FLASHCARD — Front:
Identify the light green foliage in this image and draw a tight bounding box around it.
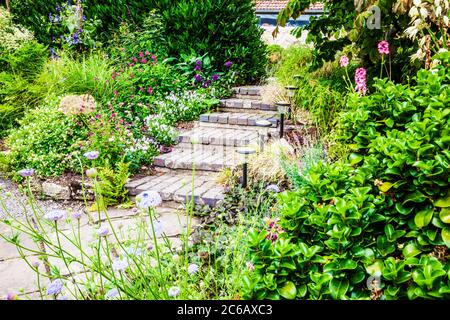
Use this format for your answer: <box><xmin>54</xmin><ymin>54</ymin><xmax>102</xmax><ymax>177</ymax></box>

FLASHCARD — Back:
<box><xmin>95</xmin><ymin>160</ymin><xmax>131</xmax><ymax>207</ymax></box>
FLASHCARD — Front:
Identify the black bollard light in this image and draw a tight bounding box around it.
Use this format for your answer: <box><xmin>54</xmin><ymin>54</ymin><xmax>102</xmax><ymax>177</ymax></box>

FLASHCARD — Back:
<box><xmin>255</xmin><ymin>119</ymin><xmax>272</xmax><ymax>152</ymax></box>
<box><xmin>275</xmin><ymin>101</ymin><xmax>290</xmax><ymax>139</ymax></box>
<box><xmin>236</xmin><ymin>147</ymin><xmax>256</xmax><ymax>188</ymax></box>
<box><xmin>285</xmin><ymin>85</ymin><xmax>298</xmax><ymax>119</ymax></box>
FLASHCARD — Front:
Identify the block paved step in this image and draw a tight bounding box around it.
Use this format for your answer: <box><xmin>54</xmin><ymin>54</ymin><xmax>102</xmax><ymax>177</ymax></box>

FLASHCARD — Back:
<box><xmin>178</xmin><ymin>127</ymin><xmax>260</xmax><ymax>147</ymax></box>
<box><xmin>126</xmin><ymin>172</ymin><xmax>225</xmax><ymax>206</ymax></box>
<box><xmin>199</xmin><ymin>112</ymin><xmax>279</xmax><ymax>128</ymax></box>
<box><xmin>154</xmin><ymin>145</ymin><xmax>244</xmax><ymax>172</ymax></box>
<box><xmin>219</xmin><ymin>98</ymin><xmax>277</xmax><ymax>112</ymax></box>
<box><xmin>232</xmin><ymin>86</ymin><xmax>262</xmax><ymax>97</ymax></box>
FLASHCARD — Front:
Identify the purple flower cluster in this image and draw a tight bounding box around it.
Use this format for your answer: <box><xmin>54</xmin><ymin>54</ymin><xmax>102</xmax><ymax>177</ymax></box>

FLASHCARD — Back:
<box><xmin>18</xmin><ymin>168</ymin><xmax>35</xmax><ymax>177</ymax></box>
<box><xmin>45</xmin><ymin>210</ymin><xmax>67</xmax><ymax>222</ymax></box>
<box><xmin>355</xmin><ymin>67</ymin><xmax>367</xmax><ymax>96</ymax></box>
<box><xmin>195</xmin><ymin>60</ymin><xmax>202</xmax><ymax>71</ymax></box>
<box><xmin>194</xmin><ymin>74</ymin><xmax>203</xmax><ymax>83</ymax></box>
<box><xmin>378</xmin><ymin>40</ymin><xmax>390</xmax><ymax>55</ymax></box>
<box><xmin>263</xmin><ymin>218</ymin><xmax>285</xmax><ymax>243</ymax></box>
<box><xmin>47</xmin><ymin>279</ymin><xmax>64</xmax><ymax>295</ymax></box>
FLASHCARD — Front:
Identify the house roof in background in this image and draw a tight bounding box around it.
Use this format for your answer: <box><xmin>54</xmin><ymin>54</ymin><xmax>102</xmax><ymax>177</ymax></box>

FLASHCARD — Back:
<box><xmin>255</xmin><ymin>1</ymin><xmax>324</xmax><ymax>13</ymax></box>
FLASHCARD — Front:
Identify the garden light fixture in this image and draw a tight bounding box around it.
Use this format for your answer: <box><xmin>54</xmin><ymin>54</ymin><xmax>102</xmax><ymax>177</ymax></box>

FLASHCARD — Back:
<box><xmin>255</xmin><ymin>120</ymin><xmax>272</xmax><ymax>152</ymax></box>
<box><xmin>276</xmin><ymin>101</ymin><xmax>290</xmax><ymax>139</ymax></box>
<box><xmin>236</xmin><ymin>147</ymin><xmax>256</xmax><ymax>188</ymax></box>
<box><xmin>285</xmin><ymin>85</ymin><xmax>299</xmax><ymax>99</ymax></box>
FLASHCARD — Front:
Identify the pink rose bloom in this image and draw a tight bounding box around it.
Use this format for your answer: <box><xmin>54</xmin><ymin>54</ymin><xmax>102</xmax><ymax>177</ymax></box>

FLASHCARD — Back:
<box><xmin>355</xmin><ymin>67</ymin><xmax>367</xmax><ymax>95</ymax></box>
<box><xmin>378</xmin><ymin>41</ymin><xmax>390</xmax><ymax>55</ymax></box>
<box><xmin>339</xmin><ymin>55</ymin><xmax>349</xmax><ymax>67</ymax></box>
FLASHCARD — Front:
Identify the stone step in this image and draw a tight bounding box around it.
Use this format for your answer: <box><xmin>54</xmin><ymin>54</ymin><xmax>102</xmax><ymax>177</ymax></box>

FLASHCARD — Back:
<box><xmin>178</xmin><ymin>127</ymin><xmax>260</xmax><ymax>147</ymax></box>
<box><xmin>219</xmin><ymin>99</ymin><xmax>277</xmax><ymax>112</ymax></box>
<box><xmin>199</xmin><ymin>112</ymin><xmax>279</xmax><ymax>128</ymax></box>
<box><xmin>232</xmin><ymin>86</ymin><xmax>262</xmax><ymax>97</ymax></box>
<box><xmin>154</xmin><ymin>145</ymin><xmax>244</xmax><ymax>172</ymax></box>
<box><xmin>126</xmin><ymin>172</ymin><xmax>225</xmax><ymax>206</ymax></box>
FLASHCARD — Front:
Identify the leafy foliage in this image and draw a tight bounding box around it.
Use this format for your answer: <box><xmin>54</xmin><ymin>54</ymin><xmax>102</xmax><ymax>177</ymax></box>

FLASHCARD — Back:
<box><xmin>243</xmin><ymin>62</ymin><xmax>450</xmax><ymax>300</ymax></box>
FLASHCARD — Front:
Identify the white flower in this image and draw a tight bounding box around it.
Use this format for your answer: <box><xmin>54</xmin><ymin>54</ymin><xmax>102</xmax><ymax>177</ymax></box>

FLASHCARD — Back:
<box><xmin>45</xmin><ymin>210</ymin><xmax>66</xmax><ymax>222</ymax></box>
<box><xmin>97</xmin><ymin>226</ymin><xmax>110</xmax><ymax>237</ymax></box>
<box><xmin>168</xmin><ymin>286</ymin><xmax>180</xmax><ymax>297</ymax></box>
<box><xmin>188</xmin><ymin>264</ymin><xmax>199</xmax><ymax>275</ymax></box>
<box><xmin>413</xmin><ymin>0</ymin><xmax>422</xmax><ymax>6</ymax></box>
<box><xmin>106</xmin><ymin>288</ymin><xmax>120</xmax><ymax>299</ymax></box>
<box><xmin>136</xmin><ymin>190</ymin><xmax>163</xmax><ymax>209</ymax></box>
<box><xmin>112</xmin><ymin>259</ymin><xmax>129</xmax><ymax>272</ymax></box>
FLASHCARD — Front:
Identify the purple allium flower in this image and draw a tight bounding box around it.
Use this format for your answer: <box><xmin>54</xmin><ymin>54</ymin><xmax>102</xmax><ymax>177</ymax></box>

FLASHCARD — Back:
<box><xmin>84</xmin><ymin>151</ymin><xmax>99</xmax><ymax>160</ymax></box>
<box><xmin>45</xmin><ymin>210</ymin><xmax>66</xmax><ymax>222</ymax></box>
<box><xmin>195</xmin><ymin>59</ymin><xmax>201</xmax><ymax>66</ymax></box>
<box><xmin>265</xmin><ymin>184</ymin><xmax>280</xmax><ymax>193</ymax></box>
<box><xmin>97</xmin><ymin>226</ymin><xmax>110</xmax><ymax>237</ymax></box>
<box><xmin>72</xmin><ymin>212</ymin><xmax>82</xmax><ymax>220</ymax></box>
<box><xmin>47</xmin><ymin>279</ymin><xmax>63</xmax><ymax>295</ymax></box>
<box><xmin>106</xmin><ymin>288</ymin><xmax>119</xmax><ymax>299</ymax></box>
<box><xmin>194</xmin><ymin>74</ymin><xmax>203</xmax><ymax>83</ymax></box>
<box><xmin>339</xmin><ymin>55</ymin><xmax>349</xmax><ymax>68</ymax></box>
<box><xmin>112</xmin><ymin>259</ymin><xmax>129</xmax><ymax>272</ymax></box>
<box><xmin>224</xmin><ymin>61</ymin><xmax>233</xmax><ymax>68</ymax></box>
<box><xmin>211</xmin><ymin>74</ymin><xmax>220</xmax><ymax>81</ymax></box>
<box><xmin>137</xmin><ymin>191</ymin><xmax>162</xmax><ymax>209</ymax></box>
<box><xmin>202</xmin><ymin>80</ymin><xmax>211</xmax><ymax>88</ymax></box>
<box><xmin>168</xmin><ymin>286</ymin><xmax>180</xmax><ymax>297</ymax></box>
<box><xmin>188</xmin><ymin>264</ymin><xmax>199</xmax><ymax>275</ymax></box>
<box><xmin>195</xmin><ymin>65</ymin><xmax>202</xmax><ymax>71</ymax></box>
<box><xmin>355</xmin><ymin>67</ymin><xmax>367</xmax><ymax>96</ymax></box>
<box><xmin>18</xmin><ymin>169</ymin><xmax>35</xmax><ymax>177</ymax></box>
<box><xmin>378</xmin><ymin>40</ymin><xmax>390</xmax><ymax>55</ymax></box>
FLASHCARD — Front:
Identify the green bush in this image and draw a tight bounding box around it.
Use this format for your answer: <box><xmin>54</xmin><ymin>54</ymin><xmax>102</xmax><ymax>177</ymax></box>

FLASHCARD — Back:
<box><xmin>152</xmin><ymin>0</ymin><xmax>267</xmax><ymax>83</ymax></box>
<box><xmin>243</xmin><ymin>64</ymin><xmax>450</xmax><ymax>300</ymax></box>
<box><xmin>5</xmin><ymin>105</ymin><xmax>88</xmax><ymax>177</ymax></box>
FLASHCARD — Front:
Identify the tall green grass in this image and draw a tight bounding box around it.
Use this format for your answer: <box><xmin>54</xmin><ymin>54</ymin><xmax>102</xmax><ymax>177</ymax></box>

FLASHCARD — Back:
<box><xmin>36</xmin><ymin>52</ymin><xmax>119</xmax><ymax>105</ymax></box>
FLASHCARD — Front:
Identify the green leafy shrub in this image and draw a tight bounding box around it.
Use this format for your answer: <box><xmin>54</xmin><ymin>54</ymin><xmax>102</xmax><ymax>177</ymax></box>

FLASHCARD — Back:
<box><xmin>6</xmin><ymin>105</ymin><xmax>88</xmax><ymax>177</ymax></box>
<box><xmin>152</xmin><ymin>0</ymin><xmax>267</xmax><ymax>83</ymax></box>
<box><xmin>243</xmin><ymin>64</ymin><xmax>450</xmax><ymax>300</ymax></box>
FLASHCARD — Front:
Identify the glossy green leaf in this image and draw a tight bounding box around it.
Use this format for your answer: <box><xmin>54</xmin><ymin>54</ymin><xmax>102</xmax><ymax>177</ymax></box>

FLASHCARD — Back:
<box><xmin>439</xmin><ymin>208</ymin><xmax>450</xmax><ymax>224</ymax></box>
<box><xmin>349</xmin><ymin>153</ymin><xmax>364</xmax><ymax>165</ymax></box>
<box><xmin>434</xmin><ymin>194</ymin><xmax>450</xmax><ymax>208</ymax></box>
<box><xmin>414</xmin><ymin>209</ymin><xmax>433</xmax><ymax>228</ymax></box>
<box><xmin>278</xmin><ymin>281</ymin><xmax>297</xmax><ymax>300</ymax></box>
<box><xmin>329</xmin><ymin>278</ymin><xmax>349</xmax><ymax>299</ymax></box>
<box><xmin>442</xmin><ymin>228</ymin><xmax>450</xmax><ymax>248</ymax></box>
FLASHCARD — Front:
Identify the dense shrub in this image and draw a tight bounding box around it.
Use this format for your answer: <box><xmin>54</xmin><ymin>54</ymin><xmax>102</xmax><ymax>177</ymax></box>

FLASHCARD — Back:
<box><xmin>147</xmin><ymin>0</ymin><xmax>267</xmax><ymax>83</ymax></box>
<box><xmin>243</xmin><ymin>62</ymin><xmax>450</xmax><ymax>300</ymax></box>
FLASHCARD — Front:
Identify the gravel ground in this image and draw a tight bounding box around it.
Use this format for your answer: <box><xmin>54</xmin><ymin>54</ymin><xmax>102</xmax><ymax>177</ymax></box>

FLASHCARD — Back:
<box><xmin>0</xmin><ymin>175</ymin><xmax>84</xmax><ymax>219</ymax></box>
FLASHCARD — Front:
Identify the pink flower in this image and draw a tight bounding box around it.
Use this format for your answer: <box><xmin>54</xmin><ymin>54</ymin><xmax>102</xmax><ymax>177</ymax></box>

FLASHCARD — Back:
<box><xmin>139</xmin><ymin>52</ymin><xmax>144</xmax><ymax>58</ymax></box>
<box><xmin>145</xmin><ymin>51</ymin><xmax>150</xmax><ymax>56</ymax></box>
<box><xmin>114</xmin><ymin>90</ymin><xmax>119</xmax><ymax>96</ymax></box>
<box><xmin>339</xmin><ymin>55</ymin><xmax>349</xmax><ymax>67</ymax></box>
<box><xmin>132</xmin><ymin>57</ymin><xmax>138</xmax><ymax>63</ymax></box>
<box><xmin>378</xmin><ymin>41</ymin><xmax>390</xmax><ymax>55</ymax></box>
<box><xmin>355</xmin><ymin>67</ymin><xmax>367</xmax><ymax>95</ymax></box>
<box><xmin>147</xmin><ymin>87</ymin><xmax>153</xmax><ymax>94</ymax></box>
<box><xmin>141</xmin><ymin>59</ymin><xmax>148</xmax><ymax>64</ymax></box>
<box><xmin>151</xmin><ymin>55</ymin><xmax>157</xmax><ymax>61</ymax></box>
<box><xmin>139</xmin><ymin>87</ymin><xmax>145</xmax><ymax>92</ymax></box>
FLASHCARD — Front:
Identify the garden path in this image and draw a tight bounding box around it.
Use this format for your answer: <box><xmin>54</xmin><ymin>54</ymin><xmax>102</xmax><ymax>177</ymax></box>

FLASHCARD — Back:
<box><xmin>125</xmin><ymin>86</ymin><xmax>280</xmax><ymax>207</ymax></box>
